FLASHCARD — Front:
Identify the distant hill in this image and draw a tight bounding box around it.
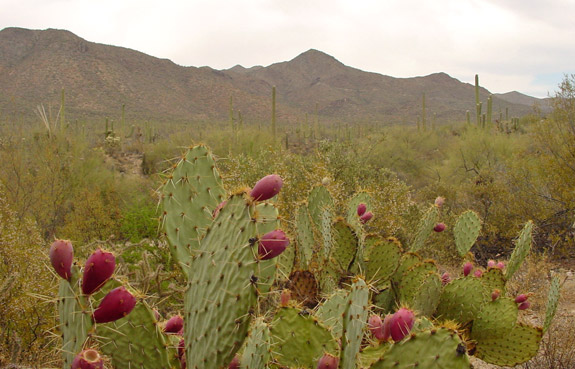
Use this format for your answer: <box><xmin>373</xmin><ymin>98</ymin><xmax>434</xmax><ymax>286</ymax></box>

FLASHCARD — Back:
<box><xmin>0</xmin><ymin>27</ymin><xmax>549</xmax><ymax>124</ymax></box>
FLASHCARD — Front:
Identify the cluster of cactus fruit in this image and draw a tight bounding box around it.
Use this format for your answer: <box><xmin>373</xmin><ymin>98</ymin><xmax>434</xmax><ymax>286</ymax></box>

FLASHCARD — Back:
<box><xmin>51</xmin><ymin>144</ymin><xmax>562</xmax><ymax>369</ymax></box>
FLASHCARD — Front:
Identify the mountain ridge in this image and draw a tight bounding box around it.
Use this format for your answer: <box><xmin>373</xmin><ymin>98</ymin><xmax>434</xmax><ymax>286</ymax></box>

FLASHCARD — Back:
<box><xmin>0</xmin><ymin>27</ymin><xmax>549</xmax><ymax>124</ymax></box>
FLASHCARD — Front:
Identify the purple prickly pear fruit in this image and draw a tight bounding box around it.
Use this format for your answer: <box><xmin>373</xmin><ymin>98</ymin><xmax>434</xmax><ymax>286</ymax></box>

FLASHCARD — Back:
<box><xmin>360</xmin><ymin>211</ymin><xmax>373</xmax><ymax>224</ymax></box>
<box><xmin>213</xmin><ymin>200</ymin><xmax>227</xmax><ymax>218</ymax></box>
<box><xmin>93</xmin><ymin>286</ymin><xmax>136</xmax><ymax>324</ymax></box>
<box><xmin>463</xmin><ymin>262</ymin><xmax>473</xmax><ymax>277</ymax></box>
<box><xmin>228</xmin><ymin>355</ymin><xmax>240</xmax><ymax>369</ymax></box>
<box><xmin>368</xmin><ymin>314</ymin><xmax>385</xmax><ymax>341</ymax></box>
<box><xmin>250</xmin><ymin>174</ymin><xmax>283</xmax><ymax>201</ymax></box>
<box><xmin>487</xmin><ymin>260</ymin><xmax>496</xmax><ymax>268</ymax></box>
<box><xmin>280</xmin><ymin>289</ymin><xmax>291</xmax><ymax>307</ymax></box>
<box><xmin>164</xmin><ymin>315</ymin><xmax>184</xmax><ymax>334</ymax></box>
<box><xmin>433</xmin><ymin>223</ymin><xmax>446</xmax><ymax>232</ymax></box>
<box><xmin>389</xmin><ymin>308</ymin><xmax>415</xmax><ymax>342</ymax></box>
<box><xmin>473</xmin><ymin>269</ymin><xmax>483</xmax><ymax>278</ymax></box>
<box><xmin>496</xmin><ymin>261</ymin><xmax>505</xmax><ymax>269</ymax></box>
<box><xmin>258</xmin><ymin>229</ymin><xmax>289</xmax><ymax>260</ymax></box>
<box><xmin>71</xmin><ymin>349</ymin><xmax>104</xmax><ymax>369</ymax></box>
<box><xmin>434</xmin><ymin>196</ymin><xmax>445</xmax><ymax>208</ymax></box>
<box><xmin>153</xmin><ymin>309</ymin><xmax>161</xmax><ymax>321</ymax></box>
<box><xmin>518</xmin><ymin>301</ymin><xmax>531</xmax><ymax>310</ymax></box>
<box><xmin>515</xmin><ymin>294</ymin><xmax>529</xmax><ymax>304</ymax></box>
<box><xmin>49</xmin><ymin>239</ymin><xmax>73</xmax><ymax>280</ymax></box>
<box><xmin>317</xmin><ymin>353</ymin><xmax>339</xmax><ymax>369</ymax></box>
<box><xmin>441</xmin><ymin>272</ymin><xmax>451</xmax><ymax>285</ymax></box>
<box><xmin>491</xmin><ymin>289</ymin><xmax>501</xmax><ymax>301</ymax></box>
<box><xmin>357</xmin><ymin>203</ymin><xmax>367</xmax><ymax>216</ymax></box>
<box><xmin>82</xmin><ymin>249</ymin><xmax>115</xmax><ymax>295</ymax></box>
<box><xmin>382</xmin><ymin>313</ymin><xmax>392</xmax><ymax>341</ymax></box>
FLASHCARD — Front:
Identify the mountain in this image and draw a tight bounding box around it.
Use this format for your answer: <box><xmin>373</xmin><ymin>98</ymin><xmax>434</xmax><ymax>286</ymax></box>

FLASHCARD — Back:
<box><xmin>0</xmin><ymin>27</ymin><xmax>547</xmax><ymax>124</ymax></box>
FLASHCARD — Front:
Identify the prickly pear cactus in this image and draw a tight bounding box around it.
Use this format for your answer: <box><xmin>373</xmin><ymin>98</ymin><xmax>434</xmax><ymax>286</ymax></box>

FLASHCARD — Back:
<box><xmin>340</xmin><ymin>278</ymin><xmax>369</xmax><ymax>369</ymax></box>
<box><xmin>453</xmin><ymin>210</ymin><xmax>481</xmax><ymax>256</ymax></box>
<box><xmin>505</xmin><ymin>220</ymin><xmax>533</xmax><ymax>279</ymax></box>
<box><xmin>544</xmin><ymin>275</ymin><xmax>561</xmax><ymax>333</ymax></box>
<box><xmin>58</xmin><ymin>266</ymin><xmax>93</xmax><ymax>369</ymax></box>
<box><xmin>160</xmin><ymin>145</ymin><xmax>226</xmax><ymax>273</ymax></box>
<box><xmin>410</xmin><ymin>205</ymin><xmax>438</xmax><ymax>252</ymax></box>
<box><xmin>184</xmin><ymin>192</ymin><xmax>273</xmax><ymax>369</ymax></box>
<box><xmin>241</xmin><ymin>317</ymin><xmax>271</xmax><ymax>369</ymax></box>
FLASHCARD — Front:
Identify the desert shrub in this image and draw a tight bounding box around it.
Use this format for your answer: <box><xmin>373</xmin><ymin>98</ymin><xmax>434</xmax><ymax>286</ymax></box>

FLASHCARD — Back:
<box><xmin>0</xmin><ymin>184</ymin><xmax>55</xmax><ymax>366</ymax></box>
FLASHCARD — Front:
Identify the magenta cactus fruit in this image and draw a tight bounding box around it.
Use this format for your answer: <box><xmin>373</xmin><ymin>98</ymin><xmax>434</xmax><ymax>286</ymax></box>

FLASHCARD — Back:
<box><xmin>357</xmin><ymin>203</ymin><xmax>367</xmax><ymax>216</ymax></box>
<box><xmin>496</xmin><ymin>261</ymin><xmax>505</xmax><ymax>269</ymax></box>
<box><xmin>433</xmin><ymin>223</ymin><xmax>446</xmax><ymax>232</ymax></box>
<box><xmin>389</xmin><ymin>308</ymin><xmax>415</xmax><ymax>342</ymax></box>
<box><xmin>71</xmin><ymin>349</ymin><xmax>104</xmax><ymax>369</ymax></box>
<box><xmin>82</xmin><ymin>249</ymin><xmax>116</xmax><ymax>295</ymax></box>
<box><xmin>49</xmin><ymin>239</ymin><xmax>73</xmax><ymax>280</ymax></box>
<box><xmin>463</xmin><ymin>262</ymin><xmax>473</xmax><ymax>277</ymax></box>
<box><xmin>382</xmin><ymin>313</ymin><xmax>392</xmax><ymax>341</ymax></box>
<box><xmin>360</xmin><ymin>211</ymin><xmax>373</xmax><ymax>224</ymax></box>
<box><xmin>93</xmin><ymin>286</ymin><xmax>136</xmax><ymax>324</ymax></box>
<box><xmin>434</xmin><ymin>196</ymin><xmax>445</xmax><ymax>207</ymax></box>
<box><xmin>518</xmin><ymin>301</ymin><xmax>531</xmax><ymax>310</ymax></box>
<box><xmin>228</xmin><ymin>354</ymin><xmax>240</xmax><ymax>369</ymax></box>
<box><xmin>441</xmin><ymin>272</ymin><xmax>451</xmax><ymax>285</ymax></box>
<box><xmin>164</xmin><ymin>314</ymin><xmax>184</xmax><ymax>334</ymax></box>
<box><xmin>178</xmin><ymin>338</ymin><xmax>186</xmax><ymax>369</ymax></box>
<box><xmin>250</xmin><ymin>174</ymin><xmax>283</xmax><ymax>201</ymax></box>
<box><xmin>515</xmin><ymin>294</ymin><xmax>529</xmax><ymax>304</ymax></box>
<box><xmin>487</xmin><ymin>260</ymin><xmax>496</xmax><ymax>268</ymax></box>
<box><xmin>473</xmin><ymin>269</ymin><xmax>483</xmax><ymax>278</ymax></box>
<box><xmin>280</xmin><ymin>289</ymin><xmax>291</xmax><ymax>307</ymax></box>
<box><xmin>258</xmin><ymin>229</ymin><xmax>289</xmax><ymax>260</ymax></box>
<box><xmin>317</xmin><ymin>353</ymin><xmax>339</xmax><ymax>369</ymax></box>
<box><xmin>368</xmin><ymin>314</ymin><xmax>385</xmax><ymax>341</ymax></box>
<box><xmin>491</xmin><ymin>289</ymin><xmax>501</xmax><ymax>301</ymax></box>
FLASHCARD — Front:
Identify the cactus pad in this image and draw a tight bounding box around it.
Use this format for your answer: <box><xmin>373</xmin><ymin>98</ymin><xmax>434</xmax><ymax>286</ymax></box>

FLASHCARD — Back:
<box><xmin>331</xmin><ymin>218</ymin><xmax>358</xmax><ymax>272</ymax></box>
<box><xmin>543</xmin><ymin>275</ymin><xmax>561</xmax><ymax>333</ymax></box>
<box><xmin>184</xmin><ymin>193</ymin><xmax>264</xmax><ymax>369</ymax></box>
<box><xmin>340</xmin><ymin>278</ymin><xmax>369</xmax><ymax>369</ymax></box>
<box><xmin>315</xmin><ymin>289</ymin><xmax>348</xmax><ymax>339</ymax></box>
<box><xmin>505</xmin><ymin>220</ymin><xmax>533</xmax><ymax>279</ymax></box>
<box><xmin>269</xmin><ymin>307</ymin><xmax>338</xmax><ymax>368</ymax></box>
<box><xmin>480</xmin><ymin>267</ymin><xmax>506</xmax><ymax>294</ymax></box>
<box><xmin>471</xmin><ymin>298</ymin><xmax>518</xmax><ymax>341</ymax></box>
<box><xmin>241</xmin><ymin>317</ymin><xmax>271</xmax><ymax>369</ymax></box>
<box><xmin>474</xmin><ymin>323</ymin><xmax>542</xmax><ymax>366</ymax></box>
<box><xmin>454</xmin><ymin>210</ymin><xmax>481</xmax><ymax>257</ymax></box>
<box><xmin>289</xmin><ymin>270</ymin><xmax>320</xmax><ymax>307</ymax></box>
<box><xmin>161</xmin><ymin>145</ymin><xmax>226</xmax><ymax>271</ymax></box>
<box><xmin>365</xmin><ymin>236</ymin><xmax>402</xmax><ymax>286</ymax></box>
<box><xmin>435</xmin><ymin>277</ymin><xmax>488</xmax><ymax>325</ymax></box>
<box><xmin>296</xmin><ymin>205</ymin><xmax>315</xmax><ymax>269</ymax></box>
<box><xmin>410</xmin><ymin>205</ymin><xmax>439</xmax><ymax>252</ymax></box>
<box><xmin>370</xmin><ymin>328</ymin><xmax>471</xmax><ymax>369</ymax></box>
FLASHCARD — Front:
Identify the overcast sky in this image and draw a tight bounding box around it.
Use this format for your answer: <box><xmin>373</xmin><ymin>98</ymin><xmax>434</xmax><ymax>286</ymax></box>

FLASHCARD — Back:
<box><xmin>2</xmin><ymin>0</ymin><xmax>574</xmax><ymax>98</ymax></box>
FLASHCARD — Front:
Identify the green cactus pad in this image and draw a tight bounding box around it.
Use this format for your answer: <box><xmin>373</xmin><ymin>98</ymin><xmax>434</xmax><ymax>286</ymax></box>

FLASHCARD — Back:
<box><xmin>505</xmin><ymin>220</ymin><xmax>533</xmax><ymax>280</ymax></box>
<box><xmin>471</xmin><ymin>297</ymin><xmax>518</xmax><ymax>341</ymax></box>
<box><xmin>98</xmin><ymin>301</ymin><xmax>179</xmax><ymax>369</ymax></box>
<box><xmin>359</xmin><ymin>343</ymin><xmax>390</xmax><ymax>369</ymax></box>
<box><xmin>370</xmin><ymin>328</ymin><xmax>471</xmax><ymax>369</ymax></box>
<box><xmin>409</xmin><ymin>272</ymin><xmax>442</xmax><ymax>317</ymax></box>
<box><xmin>435</xmin><ymin>277</ymin><xmax>489</xmax><ymax>325</ymax></box>
<box><xmin>307</xmin><ymin>186</ymin><xmax>334</xmax><ymax>230</ymax></box>
<box><xmin>331</xmin><ymin>218</ymin><xmax>358</xmax><ymax>272</ymax></box>
<box><xmin>391</xmin><ymin>252</ymin><xmax>421</xmax><ymax>286</ymax></box>
<box><xmin>269</xmin><ymin>307</ymin><xmax>338</xmax><ymax>368</ymax></box>
<box><xmin>410</xmin><ymin>205</ymin><xmax>439</xmax><ymax>252</ymax></box>
<box><xmin>340</xmin><ymin>278</ymin><xmax>369</xmax><ymax>369</ymax></box>
<box><xmin>365</xmin><ymin>236</ymin><xmax>402</xmax><ymax>287</ymax></box>
<box><xmin>241</xmin><ymin>317</ymin><xmax>271</xmax><ymax>369</ymax></box>
<box><xmin>480</xmin><ymin>267</ymin><xmax>506</xmax><ymax>294</ymax></box>
<box><xmin>315</xmin><ymin>289</ymin><xmax>348</xmax><ymax>339</ymax></box>
<box><xmin>321</xmin><ymin>208</ymin><xmax>334</xmax><ymax>260</ymax></box>
<box><xmin>454</xmin><ymin>210</ymin><xmax>481</xmax><ymax>257</ymax></box>
<box><xmin>253</xmin><ymin>203</ymin><xmax>281</xmax><ymax>294</ymax></box>
<box><xmin>543</xmin><ymin>275</ymin><xmax>561</xmax><ymax>333</ymax></box>
<box><xmin>161</xmin><ymin>145</ymin><xmax>226</xmax><ymax>271</ymax></box>
<box><xmin>58</xmin><ymin>266</ymin><xmax>92</xmax><ymax>368</ymax></box>
<box><xmin>474</xmin><ymin>323</ymin><xmax>542</xmax><ymax>366</ymax></box>
<box><xmin>397</xmin><ymin>262</ymin><xmax>439</xmax><ymax>308</ymax></box>
<box><xmin>296</xmin><ymin>205</ymin><xmax>315</xmax><ymax>270</ymax></box>
<box><xmin>372</xmin><ymin>282</ymin><xmax>396</xmax><ymax>314</ymax></box>
<box><xmin>276</xmin><ymin>237</ymin><xmax>296</xmax><ymax>282</ymax></box>
<box><xmin>184</xmin><ymin>193</ymin><xmax>263</xmax><ymax>369</ymax></box>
